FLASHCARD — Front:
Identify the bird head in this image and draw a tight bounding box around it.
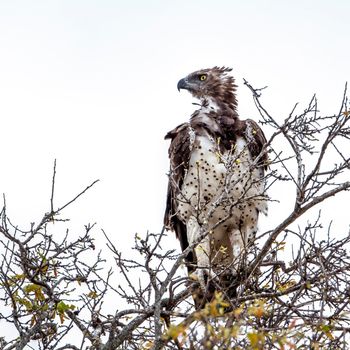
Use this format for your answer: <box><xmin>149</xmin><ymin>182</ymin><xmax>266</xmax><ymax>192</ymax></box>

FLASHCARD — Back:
<box><xmin>177</xmin><ymin>66</ymin><xmax>238</xmax><ymax>111</ymax></box>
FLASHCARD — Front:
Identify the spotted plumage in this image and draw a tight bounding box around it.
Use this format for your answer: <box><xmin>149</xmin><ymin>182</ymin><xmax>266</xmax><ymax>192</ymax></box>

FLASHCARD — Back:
<box><xmin>164</xmin><ymin>67</ymin><xmax>267</xmax><ymax>307</ymax></box>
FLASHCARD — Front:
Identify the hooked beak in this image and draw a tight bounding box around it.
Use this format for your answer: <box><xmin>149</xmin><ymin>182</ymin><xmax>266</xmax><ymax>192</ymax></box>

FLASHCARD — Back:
<box><xmin>177</xmin><ymin>78</ymin><xmax>189</xmax><ymax>92</ymax></box>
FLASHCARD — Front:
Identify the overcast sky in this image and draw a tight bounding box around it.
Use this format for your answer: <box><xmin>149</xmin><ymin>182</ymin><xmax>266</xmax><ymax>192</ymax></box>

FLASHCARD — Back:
<box><xmin>0</xmin><ymin>0</ymin><xmax>349</xmax><ymax>256</ymax></box>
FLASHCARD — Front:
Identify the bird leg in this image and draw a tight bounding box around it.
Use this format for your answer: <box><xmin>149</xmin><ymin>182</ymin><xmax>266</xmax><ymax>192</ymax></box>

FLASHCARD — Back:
<box><xmin>228</xmin><ymin>229</ymin><xmax>245</xmax><ymax>274</ymax></box>
<box><xmin>187</xmin><ymin>216</ymin><xmax>214</xmax><ymax>290</ymax></box>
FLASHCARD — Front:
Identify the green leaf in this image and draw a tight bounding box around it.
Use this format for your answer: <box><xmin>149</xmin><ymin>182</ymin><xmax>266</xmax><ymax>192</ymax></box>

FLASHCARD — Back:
<box><xmin>24</xmin><ymin>284</ymin><xmax>45</xmax><ymax>301</ymax></box>
<box><xmin>56</xmin><ymin>301</ymin><xmax>75</xmax><ymax>313</ymax></box>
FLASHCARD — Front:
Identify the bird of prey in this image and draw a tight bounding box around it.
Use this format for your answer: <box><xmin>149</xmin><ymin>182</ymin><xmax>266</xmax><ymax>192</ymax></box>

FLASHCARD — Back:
<box><xmin>164</xmin><ymin>67</ymin><xmax>267</xmax><ymax>307</ymax></box>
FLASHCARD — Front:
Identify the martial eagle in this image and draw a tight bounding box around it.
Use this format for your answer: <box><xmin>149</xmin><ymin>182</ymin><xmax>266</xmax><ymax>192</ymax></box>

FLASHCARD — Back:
<box><xmin>164</xmin><ymin>67</ymin><xmax>267</xmax><ymax>307</ymax></box>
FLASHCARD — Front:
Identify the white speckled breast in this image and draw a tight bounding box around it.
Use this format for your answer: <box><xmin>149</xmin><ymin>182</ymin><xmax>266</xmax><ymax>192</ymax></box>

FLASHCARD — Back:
<box><xmin>177</xmin><ymin>129</ymin><xmax>267</xmax><ymax>264</ymax></box>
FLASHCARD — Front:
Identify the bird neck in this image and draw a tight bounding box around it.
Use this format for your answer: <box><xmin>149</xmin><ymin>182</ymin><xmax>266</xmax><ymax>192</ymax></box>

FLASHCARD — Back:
<box><xmin>200</xmin><ymin>96</ymin><xmax>237</xmax><ymax>116</ymax></box>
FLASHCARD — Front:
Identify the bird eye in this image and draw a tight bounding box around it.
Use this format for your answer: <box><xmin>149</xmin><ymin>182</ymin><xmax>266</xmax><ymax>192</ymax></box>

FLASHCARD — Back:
<box><xmin>199</xmin><ymin>74</ymin><xmax>207</xmax><ymax>81</ymax></box>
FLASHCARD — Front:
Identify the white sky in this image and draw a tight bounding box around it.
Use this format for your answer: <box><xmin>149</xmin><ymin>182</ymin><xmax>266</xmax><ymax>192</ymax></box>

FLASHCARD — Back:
<box><xmin>0</xmin><ymin>0</ymin><xmax>349</xmax><ymax>259</ymax></box>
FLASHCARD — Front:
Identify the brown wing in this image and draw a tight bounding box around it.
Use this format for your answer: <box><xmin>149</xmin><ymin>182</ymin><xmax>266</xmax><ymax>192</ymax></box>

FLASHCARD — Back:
<box><xmin>236</xmin><ymin>118</ymin><xmax>268</xmax><ymax>171</ymax></box>
<box><xmin>164</xmin><ymin>123</ymin><xmax>195</xmax><ymax>267</ymax></box>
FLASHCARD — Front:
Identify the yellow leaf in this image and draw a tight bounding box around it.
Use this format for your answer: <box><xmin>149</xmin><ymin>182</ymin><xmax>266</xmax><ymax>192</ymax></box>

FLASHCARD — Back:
<box><xmin>166</xmin><ymin>324</ymin><xmax>186</xmax><ymax>340</ymax></box>
<box><xmin>14</xmin><ymin>295</ymin><xmax>32</xmax><ymax>311</ymax></box>
<box><xmin>325</xmin><ymin>331</ymin><xmax>334</xmax><ymax>340</ymax></box>
<box><xmin>320</xmin><ymin>325</ymin><xmax>334</xmax><ymax>340</ymax></box>
<box><xmin>24</xmin><ymin>284</ymin><xmax>45</xmax><ymax>301</ymax></box>
<box><xmin>277</xmin><ymin>280</ymin><xmax>296</xmax><ymax>292</ymax></box>
<box><xmin>87</xmin><ymin>291</ymin><xmax>98</xmax><ymax>299</ymax></box>
<box><xmin>247</xmin><ymin>331</ymin><xmax>265</xmax><ymax>349</ymax></box>
<box><xmin>219</xmin><ymin>245</ymin><xmax>227</xmax><ymax>254</ymax></box>
<box><xmin>59</xmin><ymin>312</ymin><xmax>65</xmax><ymax>324</ymax></box>
<box><xmin>247</xmin><ymin>332</ymin><xmax>259</xmax><ymax>346</ymax></box>
<box><xmin>143</xmin><ymin>341</ymin><xmax>153</xmax><ymax>349</ymax></box>
<box><xmin>234</xmin><ymin>305</ymin><xmax>244</xmax><ymax>318</ymax></box>
<box><xmin>40</xmin><ymin>264</ymin><xmax>48</xmax><ymax>275</ymax></box>
<box><xmin>15</xmin><ymin>273</ymin><xmax>26</xmax><ymax>280</ymax></box>
<box><xmin>206</xmin><ymin>323</ymin><xmax>214</xmax><ymax>334</ymax></box>
<box><xmin>223</xmin><ymin>327</ymin><xmax>230</xmax><ymax>339</ymax></box>
<box><xmin>248</xmin><ymin>300</ymin><xmax>266</xmax><ymax>318</ymax></box>
<box><xmin>205</xmin><ymin>292</ymin><xmax>229</xmax><ymax>316</ymax></box>
<box><xmin>231</xmin><ymin>325</ymin><xmax>239</xmax><ymax>338</ymax></box>
<box><xmin>35</xmin><ymin>288</ymin><xmax>45</xmax><ymax>301</ymax></box>
<box><xmin>248</xmin><ymin>306</ymin><xmax>264</xmax><ymax>318</ymax></box>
